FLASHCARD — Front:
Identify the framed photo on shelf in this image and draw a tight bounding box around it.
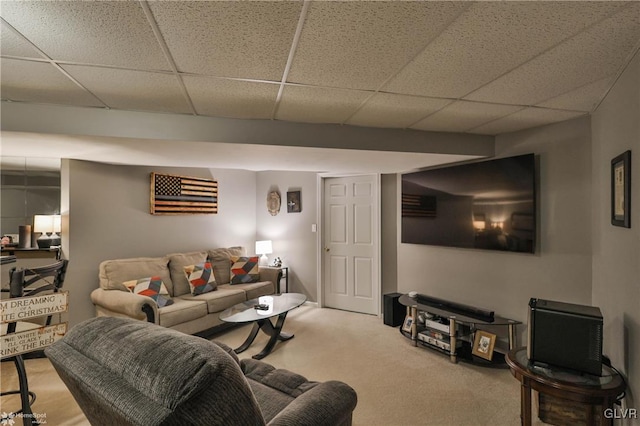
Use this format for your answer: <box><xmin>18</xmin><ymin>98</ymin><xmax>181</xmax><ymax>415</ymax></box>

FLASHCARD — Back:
<box><xmin>611</xmin><ymin>150</ymin><xmax>631</xmax><ymax>228</ymax></box>
<box><xmin>472</xmin><ymin>330</ymin><xmax>496</xmax><ymax>361</ymax></box>
<box><xmin>402</xmin><ymin>315</ymin><xmax>414</xmax><ymax>333</ymax></box>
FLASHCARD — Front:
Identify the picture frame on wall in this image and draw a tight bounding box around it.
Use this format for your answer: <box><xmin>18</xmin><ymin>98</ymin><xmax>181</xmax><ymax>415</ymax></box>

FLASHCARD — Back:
<box><xmin>471</xmin><ymin>330</ymin><xmax>496</xmax><ymax>361</ymax></box>
<box><xmin>287</xmin><ymin>191</ymin><xmax>302</xmax><ymax>213</ymax></box>
<box><xmin>611</xmin><ymin>150</ymin><xmax>631</xmax><ymax>228</ymax></box>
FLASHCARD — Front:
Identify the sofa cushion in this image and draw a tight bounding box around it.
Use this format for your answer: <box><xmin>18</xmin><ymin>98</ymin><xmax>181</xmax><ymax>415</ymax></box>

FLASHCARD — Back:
<box><xmin>218</xmin><ymin>281</ymin><xmax>274</xmax><ymax>301</ymax></box>
<box><xmin>184</xmin><ymin>262</ymin><xmax>217</xmax><ymax>295</ymax></box>
<box><xmin>158</xmin><ymin>298</ymin><xmax>208</xmax><ymax>328</ymax></box>
<box><xmin>168</xmin><ymin>251</ymin><xmax>208</xmax><ymax>297</ymax></box>
<box><xmin>179</xmin><ymin>287</ymin><xmax>246</xmax><ymax>314</ymax></box>
<box><xmin>242</xmin><ymin>358</ymin><xmax>319</xmax><ymax>398</ymax></box>
<box><xmin>230</xmin><ymin>256</ymin><xmax>260</xmax><ymax>284</ymax></box>
<box><xmin>123</xmin><ymin>276</ymin><xmax>174</xmax><ymax>308</ymax></box>
<box><xmin>99</xmin><ymin>257</ymin><xmax>171</xmax><ymax>292</ymax></box>
<box><xmin>242</xmin><ymin>358</ymin><xmax>318</xmax><ymax>422</ymax></box>
<box><xmin>207</xmin><ymin>246</ymin><xmax>244</xmax><ymax>285</ymax></box>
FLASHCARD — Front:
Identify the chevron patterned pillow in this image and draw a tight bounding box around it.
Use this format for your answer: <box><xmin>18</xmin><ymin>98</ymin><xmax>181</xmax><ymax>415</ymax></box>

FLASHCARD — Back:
<box><xmin>184</xmin><ymin>262</ymin><xmax>217</xmax><ymax>295</ymax></box>
<box><xmin>123</xmin><ymin>276</ymin><xmax>174</xmax><ymax>308</ymax></box>
<box><xmin>230</xmin><ymin>256</ymin><xmax>260</xmax><ymax>284</ymax></box>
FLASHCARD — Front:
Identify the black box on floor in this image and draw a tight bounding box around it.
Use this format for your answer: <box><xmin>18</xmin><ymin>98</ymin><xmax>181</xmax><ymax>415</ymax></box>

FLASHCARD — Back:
<box><xmin>383</xmin><ymin>292</ymin><xmax>405</xmax><ymax>327</ymax></box>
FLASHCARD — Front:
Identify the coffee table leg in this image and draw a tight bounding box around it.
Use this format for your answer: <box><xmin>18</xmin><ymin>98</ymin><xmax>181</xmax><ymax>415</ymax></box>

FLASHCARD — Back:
<box><xmin>235</xmin><ymin>322</ymin><xmax>261</xmax><ymax>354</ymax></box>
<box><xmin>253</xmin><ymin>312</ymin><xmax>294</xmax><ymax>360</ymax></box>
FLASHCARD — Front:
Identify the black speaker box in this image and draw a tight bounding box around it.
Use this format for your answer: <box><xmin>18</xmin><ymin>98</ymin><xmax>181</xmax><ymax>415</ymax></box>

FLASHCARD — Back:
<box><xmin>384</xmin><ymin>293</ymin><xmax>405</xmax><ymax>327</ymax></box>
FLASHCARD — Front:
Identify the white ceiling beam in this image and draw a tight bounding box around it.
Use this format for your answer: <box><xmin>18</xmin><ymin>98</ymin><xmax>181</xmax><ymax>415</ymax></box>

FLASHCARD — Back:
<box><xmin>0</xmin><ymin>101</ymin><xmax>494</xmax><ymax>157</ymax></box>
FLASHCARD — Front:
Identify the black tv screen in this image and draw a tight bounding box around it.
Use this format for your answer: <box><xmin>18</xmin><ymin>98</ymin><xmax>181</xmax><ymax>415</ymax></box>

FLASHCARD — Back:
<box><xmin>401</xmin><ymin>154</ymin><xmax>536</xmax><ymax>253</ymax></box>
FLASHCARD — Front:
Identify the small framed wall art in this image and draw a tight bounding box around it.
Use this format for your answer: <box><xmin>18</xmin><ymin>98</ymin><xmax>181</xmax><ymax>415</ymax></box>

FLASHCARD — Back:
<box><xmin>287</xmin><ymin>191</ymin><xmax>301</xmax><ymax>213</ymax></box>
<box><xmin>611</xmin><ymin>150</ymin><xmax>631</xmax><ymax>228</ymax></box>
<box><xmin>472</xmin><ymin>330</ymin><xmax>496</xmax><ymax>361</ymax></box>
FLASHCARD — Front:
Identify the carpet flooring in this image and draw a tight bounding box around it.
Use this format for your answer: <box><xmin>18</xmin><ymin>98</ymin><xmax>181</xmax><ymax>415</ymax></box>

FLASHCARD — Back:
<box><xmin>1</xmin><ymin>305</ymin><xmax>544</xmax><ymax>425</ymax></box>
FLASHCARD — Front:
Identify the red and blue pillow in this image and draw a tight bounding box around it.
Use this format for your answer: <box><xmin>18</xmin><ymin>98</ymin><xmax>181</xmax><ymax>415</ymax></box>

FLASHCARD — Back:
<box><xmin>230</xmin><ymin>256</ymin><xmax>260</xmax><ymax>284</ymax></box>
<box><xmin>184</xmin><ymin>262</ymin><xmax>217</xmax><ymax>295</ymax></box>
<box><xmin>123</xmin><ymin>276</ymin><xmax>174</xmax><ymax>308</ymax></box>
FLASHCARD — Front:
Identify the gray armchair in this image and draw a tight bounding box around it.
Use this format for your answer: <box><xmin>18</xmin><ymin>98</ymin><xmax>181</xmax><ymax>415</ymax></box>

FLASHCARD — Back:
<box><xmin>44</xmin><ymin>317</ymin><xmax>357</xmax><ymax>426</ymax></box>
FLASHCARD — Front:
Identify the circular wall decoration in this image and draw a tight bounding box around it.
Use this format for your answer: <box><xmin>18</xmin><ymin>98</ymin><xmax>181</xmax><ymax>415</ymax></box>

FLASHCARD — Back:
<box><xmin>267</xmin><ymin>191</ymin><xmax>281</xmax><ymax>216</ymax></box>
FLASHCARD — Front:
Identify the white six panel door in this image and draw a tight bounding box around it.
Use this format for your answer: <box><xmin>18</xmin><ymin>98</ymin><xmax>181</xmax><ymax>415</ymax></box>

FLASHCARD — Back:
<box><xmin>323</xmin><ymin>175</ymin><xmax>379</xmax><ymax>315</ymax></box>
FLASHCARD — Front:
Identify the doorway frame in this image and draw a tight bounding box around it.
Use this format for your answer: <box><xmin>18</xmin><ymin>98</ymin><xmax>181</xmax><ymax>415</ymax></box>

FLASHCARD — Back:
<box><xmin>316</xmin><ymin>173</ymin><xmax>382</xmax><ymax>315</ymax></box>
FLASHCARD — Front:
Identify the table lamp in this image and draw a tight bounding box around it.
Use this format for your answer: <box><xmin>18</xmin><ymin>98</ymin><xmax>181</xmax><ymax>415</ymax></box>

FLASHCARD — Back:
<box><xmin>51</xmin><ymin>214</ymin><xmax>62</xmax><ymax>246</ymax></box>
<box><xmin>255</xmin><ymin>240</ymin><xmax>273</xmax><ymax>266</ymax></box>
<box><xmin>34</xmin><ymin>215</ymin><xmax>54</xmax><ymax>248</ymax></box>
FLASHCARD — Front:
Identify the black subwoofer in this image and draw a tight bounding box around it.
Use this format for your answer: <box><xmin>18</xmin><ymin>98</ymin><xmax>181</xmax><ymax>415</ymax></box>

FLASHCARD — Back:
<box><xmin>383</xmin><ymin>293</ymin><xmax>405</xmax><ymax>327</ymax></box>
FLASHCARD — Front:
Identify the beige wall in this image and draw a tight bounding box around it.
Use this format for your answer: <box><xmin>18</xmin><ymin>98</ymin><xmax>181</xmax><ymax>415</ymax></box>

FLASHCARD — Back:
<box><xmin>62</xmin><ymin>160</ymin><xmax>257</xmax><ymax>327</ymax></box>
<box><xmin>591</xmin><ymin>49</ymin><xmax>640</xmax><ymax>416</ymax></box>
<box><xmin>255</xmin><ymin>171</ymin><xmax>319</xmax><ymax>301</ymax></box>
<box><xmin>396</xmin><ymin>115</ymin><xmax>593</xmax><ymax>345</ymax></box>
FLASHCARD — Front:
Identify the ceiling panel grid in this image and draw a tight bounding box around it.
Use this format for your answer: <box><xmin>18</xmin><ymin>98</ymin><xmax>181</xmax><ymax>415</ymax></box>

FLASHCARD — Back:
<box><xmin>1</xmin><ymin>1</ymin><xmax>639</xmax><ymax>136</ymax></box>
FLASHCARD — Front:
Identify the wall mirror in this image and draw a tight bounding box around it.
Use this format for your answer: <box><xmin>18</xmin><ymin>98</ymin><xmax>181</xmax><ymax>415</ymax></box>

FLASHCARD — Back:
<box><xmin>1</xmin><ymin>156</ymin><xmax>61</xmax><ymax>240</ymax></box>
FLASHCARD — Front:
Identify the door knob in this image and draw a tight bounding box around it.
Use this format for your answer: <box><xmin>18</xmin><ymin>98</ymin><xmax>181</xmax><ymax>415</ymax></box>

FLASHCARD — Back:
<box><xmin>324</xmin><ymin>247</ymin><xmax>330</xmax><ymax>252</ymax></box>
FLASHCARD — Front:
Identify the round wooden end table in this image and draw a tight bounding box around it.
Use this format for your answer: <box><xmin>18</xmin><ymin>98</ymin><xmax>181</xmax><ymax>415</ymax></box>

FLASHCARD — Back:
<box><xmin>505</xmin><ymin>347</ymin><xmax>625</xmax><ymax>426</ymax></box>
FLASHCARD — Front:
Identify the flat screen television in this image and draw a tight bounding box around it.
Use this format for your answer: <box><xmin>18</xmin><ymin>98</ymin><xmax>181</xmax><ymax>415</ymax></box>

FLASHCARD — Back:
<box><xmin>401</xmin><ymin>153</ymin><xmax>536</xmax><ymax>253</ymax></box>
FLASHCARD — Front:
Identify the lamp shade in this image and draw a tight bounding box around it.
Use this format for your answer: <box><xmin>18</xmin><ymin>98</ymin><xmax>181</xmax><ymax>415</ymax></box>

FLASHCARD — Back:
<box><xmin>33</xmin><ymin>215</ymin><xmax>54</xmax><ymax>233</ymax></box>
<box><xmin>255</xmin><ymin>240</ymin><xmax>273</xmax><ymax>255</ymax></box>
<box><xmin>53</xmin><ymin>215</ymin><xmax>62</xmax><ymax>233</ymax></box>
<box><xmin>473</xmin><ymin>220</ymin><xmax>486</xmax><ymax>230</ymax></box>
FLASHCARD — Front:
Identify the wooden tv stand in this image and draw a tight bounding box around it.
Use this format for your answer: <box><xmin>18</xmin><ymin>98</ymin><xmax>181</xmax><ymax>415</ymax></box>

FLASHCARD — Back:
<box><xmin>398</xmin><ymin>294</ymin><xmax>521</xmax><ymax>363</ymax></box>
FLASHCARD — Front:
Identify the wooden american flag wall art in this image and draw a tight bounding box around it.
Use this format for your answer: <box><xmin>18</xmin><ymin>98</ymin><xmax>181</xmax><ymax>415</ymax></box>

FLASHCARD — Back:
<box><xmin>150</xmin><ymin>173</ymin><xmax>218</xmax><ymax>215</ymax></box>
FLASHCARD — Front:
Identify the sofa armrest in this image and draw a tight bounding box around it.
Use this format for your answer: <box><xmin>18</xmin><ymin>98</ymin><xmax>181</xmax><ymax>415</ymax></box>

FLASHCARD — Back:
<box><xmin>90</xmin><ymin>288</ymin><xmax>158</xmax><ymax>324</ymax></box>
<box><xmin>258</xmin><ymin>267</ymin><xmax>282</xmax><ymax>291</ymax></box>
<box><xmin>267</xmin><ymin>380</ymin><xmax>357</xmax><ymax>426</ymax></box>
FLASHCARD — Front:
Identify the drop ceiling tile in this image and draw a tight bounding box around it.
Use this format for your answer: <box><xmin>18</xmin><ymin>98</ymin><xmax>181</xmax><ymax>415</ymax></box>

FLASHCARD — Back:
<box><xmin>0</xmin><ymin>21</ymin><xmax>45</xmax><ymax>59</ymax></box>
<box><xmin>470</xmin><ymin>107</ymin><xmax>586</xmax><ymax>135</ymax></box>
<box><xmin>466</xmin><ymin>4</ymin><xmax>640</xmax><ymax>105</ymax></box>
<box><xmin>148</xmin><ymin>2</ymin><xmax>302</xmax><ymax>80</ymax></box>
<box><xmin>288</xmin><ymin>1</ymin><xmax>468</xmax><ymax>90</ymax></box>
<box><xmin>0</xmin><ymin>1</ymin><xmax>168</xmax><ymax>70</ymax></box>
<box><xmin>276</xmin><ymin>86</ymin><xmax>369</xmax><ymax>124</ymax></box>
<box><xmin>410</xmin><ymin>101</ymin><xmax>523</xmax><ymax>133</ymax></box>
<box><xmin>61</xmin><ymin>65</ymin><xmax>191</xmax><ymax>114</ymax></box>
<box><xmin>0</xmin><ymin>58</ymin><xmax>103</xmax><ymax>107</ymax></box>
<box><xmin>183</xmin><ymin>76</ymin><xmax>278</xmax><ymax>120</ymax></box>
<box><xmin>537</xmin><ymin>76</ymin><xmax>615</xmax><ymax>112</ymax></box>
<box><xmin>385</xmin><ymin>2</ymin><xmax>627</xmax><ymax>98</ymax></box>
<box><xmin>347</xmin><ymin>93</ymin><xmax>451</xmax><ymax>129</ymax></box>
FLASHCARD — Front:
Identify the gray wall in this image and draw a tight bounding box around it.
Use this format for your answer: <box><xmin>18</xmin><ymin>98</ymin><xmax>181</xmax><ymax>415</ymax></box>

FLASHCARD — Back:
<box><xmin>255</xmin><ymin>171</ymin><xmax>318</xmax><ymax>301</ymax></box>
<box><xmin>396</xmin><ymin>116</ymin><xmax>593</xmax><ymax>344</ymax></box>
<box><xmin>591</xmin><ymin>49</ymin><xmax>640</xmax><ymax>415</ymax></box>
<box><xmin>62</xmin><ymin>159</ymin><xmax>257</xmax><ymax>327</ymax></box>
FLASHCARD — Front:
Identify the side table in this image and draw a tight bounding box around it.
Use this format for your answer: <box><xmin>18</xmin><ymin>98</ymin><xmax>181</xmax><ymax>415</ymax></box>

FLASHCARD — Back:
<box><xmin>506</xmin><ymin>348</ymin><xmax>625</xmax><ymax>426</ymax></box>
<box><xmin>279</xmin><ymin>266</ymin><xmax>289</xmax><ymax>293</ymax></box>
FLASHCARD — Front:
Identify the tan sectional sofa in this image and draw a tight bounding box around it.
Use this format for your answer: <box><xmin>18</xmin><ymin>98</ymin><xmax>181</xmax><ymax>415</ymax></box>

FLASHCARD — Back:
<box><xmin>90</xmin><ymin>247</ymin><xmax>280</xmax><ymax>335</ymax></box>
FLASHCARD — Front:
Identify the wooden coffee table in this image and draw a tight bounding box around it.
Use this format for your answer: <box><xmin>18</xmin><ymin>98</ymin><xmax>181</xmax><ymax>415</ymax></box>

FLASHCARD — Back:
<box><xmin>219</xmin><ymin>293</ymin><xmax>306</xmax><ymax>359</ymax></box>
